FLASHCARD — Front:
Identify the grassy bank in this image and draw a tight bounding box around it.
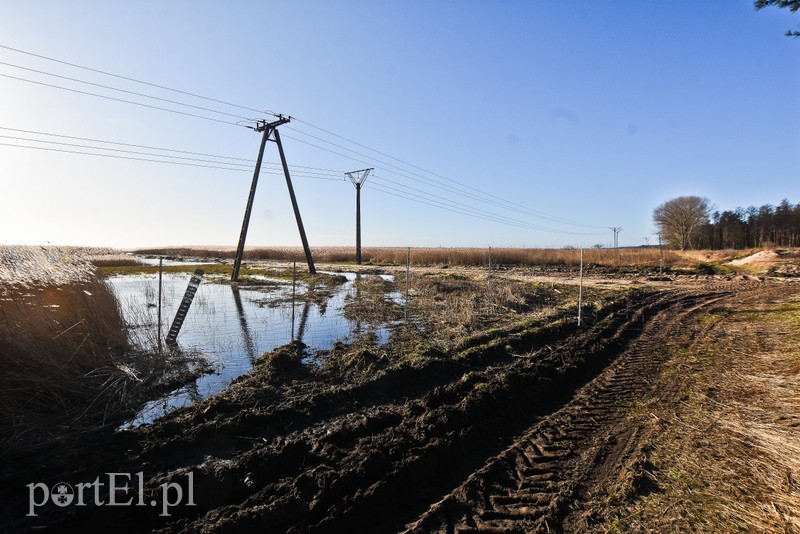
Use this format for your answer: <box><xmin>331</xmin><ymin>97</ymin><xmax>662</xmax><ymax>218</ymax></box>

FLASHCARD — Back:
<box><xmin>133</xmin><ymin>245</ymin><xmax>794</xmax><ymax>273</ymax></box>
<box><xmin>597</xmin><ymin>285</ymin><xmax>800</xmax><ymax>531</ymax></box>
<box><xmin>134</xmin><ymin>245</ymin><xmax>688</xmax><ymax>268</ymax></box>
<box><xmin>0</xmin><ymin>247</ymin><xmax>199</xmax><ymax>448</ymax></box>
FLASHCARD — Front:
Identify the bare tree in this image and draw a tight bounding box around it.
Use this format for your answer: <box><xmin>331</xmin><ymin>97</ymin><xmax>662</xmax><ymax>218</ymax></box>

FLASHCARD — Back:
<box><xmin>755</xmin><ymin>0</ymin><xmax>800</xmax><ymax>37</ymax></box>
<box><xmin>653</xmin><ymin>196</ymin><xmax>712</xmax><ymax>250</ymax></box>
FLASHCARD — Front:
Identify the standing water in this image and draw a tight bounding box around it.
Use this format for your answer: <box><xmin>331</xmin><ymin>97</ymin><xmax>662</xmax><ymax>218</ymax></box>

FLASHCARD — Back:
<box><xmin>109</xmin><ymin>270</ymin><xmax>395</xmax><ymax>428</ymax></box>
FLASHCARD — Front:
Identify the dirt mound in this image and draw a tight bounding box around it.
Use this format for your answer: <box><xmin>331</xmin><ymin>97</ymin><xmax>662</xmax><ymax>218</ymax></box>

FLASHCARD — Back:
<box><xmin>728</xmin><ymin>250</ymin><xmax>780</xmax><ymax>266</ymax></box>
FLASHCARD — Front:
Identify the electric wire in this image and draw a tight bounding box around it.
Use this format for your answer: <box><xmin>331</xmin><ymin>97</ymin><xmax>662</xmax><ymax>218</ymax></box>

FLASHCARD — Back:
<box><xmin>366</xmin><ymin>178</ymin><xmax>602</xmax><ymax>235</ymax></box>
<box><xmin>0</xmin><ymin>43</ymin><xmax>608</xmax><ymax>233</ymax></box>
<box><xmin>365</xmin><ymin>182</ymin><xmax>541</xmax><ymax>231</ymax></box>
<box><xmin>284</xmin><ymin>131</ymin><xmax>603</xmax><ymax>229</ymax></box>
<box><xmin>364</xmin><ymin>184</ymin><xmax>567</xmax><ymax>233</ymax></box>
<box><xmin>0</xmin><ymin>43</ymin><xmax>268</xmax><ymax>115</ymax></box>
<box><xmin>0</xmin><ymin>134</ymin><xmax>254</xmax><ymax>167</ymax></box>
<box><xmin>0</xmin><ymin>73</ymin><xmax>243</xmax><ymax>127</ymax></box>
<box><xmin>0</xmin><ymin>142</ymin><xmax>340</xmax><ymax>181</ymax></box>
<box><xmin>286</xmin><ymin>124</ymin><xmax>604</xmax><ymax>229</ymax></box>
<box><xmin>278</xmin><ymin>132</ymin><xmax>593</xmax><ymax>232</ymax></box>
<box><xmin>1</xmin><ymin>129</ymin><xmax>598</xmax><ymax>233</ymax></box>
<box><xmin>0</xmin><ymin>126</ymin><xmax>345</xmax><ymax>176</ymax></box>
<box><xmin>0</xmin><ymin>61</ymin><xmax>253</xmax><ymax>121</ymax></box>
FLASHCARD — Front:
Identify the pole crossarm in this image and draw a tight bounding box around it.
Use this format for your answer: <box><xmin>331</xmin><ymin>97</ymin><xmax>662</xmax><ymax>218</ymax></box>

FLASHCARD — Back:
<box><xmin>345</xmin><ymin>167</ymin><xmax>373</xmax><ymax>187</ymax></box>
<box><xmin>254</xmin><ymin>115</ymin><xmax>290</xmax><ymax>132</ymax></box>
<box><xmin>345</xmin><ymin>168</ymin><xmax>373</xmax><ymax>265</ymax></box>
<box><xmin>608</xmin><ymin>226</ymin><xmax>622</xmax><ymax>249</ymax></box>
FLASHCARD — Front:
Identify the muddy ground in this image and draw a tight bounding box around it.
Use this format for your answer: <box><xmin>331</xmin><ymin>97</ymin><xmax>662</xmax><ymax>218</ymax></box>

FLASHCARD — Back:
<box><xmin>1</xmin><ymin>265</ymin><xmax>797</xmax><ymax>533</ymax></box>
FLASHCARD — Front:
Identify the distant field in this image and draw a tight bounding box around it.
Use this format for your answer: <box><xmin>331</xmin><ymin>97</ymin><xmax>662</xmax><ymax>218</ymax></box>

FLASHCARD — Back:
<box><xmin>134</xmin><ymin>245</ymin><xmax>697</xmax><ymax>268</ymax></box>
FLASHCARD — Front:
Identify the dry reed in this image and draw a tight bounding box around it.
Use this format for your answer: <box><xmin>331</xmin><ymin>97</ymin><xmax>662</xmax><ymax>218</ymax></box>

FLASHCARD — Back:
<box><xmin>135</xmin><ymin>245</ymin><xmax>690</xmax><ymax>269</ymax></box>
<box><xmin>0</xmin><ymin>246</ymin><xmax>133</xmax><ymax>441</ymax></box>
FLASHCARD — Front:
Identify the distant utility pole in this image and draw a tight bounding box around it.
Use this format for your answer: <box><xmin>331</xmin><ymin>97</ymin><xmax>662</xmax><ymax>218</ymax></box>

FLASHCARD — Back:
<box><xmin>345</xmin><ymin>168</ymin><xmax>373</xmax><ymax>265</ymax></box>
<box><xmin>609</xmin><ymin>227</ymin><xmax>622</xmax><ymax>249</ymax></box>
<box><xmin>644</xmin><ymin>237</ymin><xmax>650</xmax><ymax>247</ymax></box>
<box><xmin>232</xmin><ymin>115</ymin><xmax>316</xmax><ymax>282</ymax></box>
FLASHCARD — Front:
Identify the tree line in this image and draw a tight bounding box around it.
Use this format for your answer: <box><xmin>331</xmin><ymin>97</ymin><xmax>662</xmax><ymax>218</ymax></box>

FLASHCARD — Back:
<box><xmin>654</xmin><ymin>196</ymin><xmax>800</xmax><ymax>250</ymax></box>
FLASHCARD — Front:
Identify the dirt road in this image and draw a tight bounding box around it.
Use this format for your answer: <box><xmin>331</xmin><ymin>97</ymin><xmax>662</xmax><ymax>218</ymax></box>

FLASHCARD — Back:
<box><xmin>2</xmin><ymin>279</ymin><xmax>793</xmax><ymax>533</ymax></box>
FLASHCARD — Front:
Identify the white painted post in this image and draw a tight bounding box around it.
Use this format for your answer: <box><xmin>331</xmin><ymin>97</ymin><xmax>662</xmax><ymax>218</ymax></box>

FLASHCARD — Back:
<box><xmin>578</xmin><ymin>248</ymin><xmax>584</xmax><ymax>327</ymax></box>
<box><xmin>405</xmin><ymin>247</ymin><xmax>410</xmax><ymax>324</ymax></box>
<box><xmin>487</xmin><ymin>245</ymin><xmax>492</xmax><ymax>311</ymax></box>
<box><xmin>157</xmin><ymin>257</ymin><xmax>163</xmax><ymax>353</ymax></box>
<box><xmin>291</xmin><ymin>260</ymin><xmax>296</xmax><ymax>340</ymax></box>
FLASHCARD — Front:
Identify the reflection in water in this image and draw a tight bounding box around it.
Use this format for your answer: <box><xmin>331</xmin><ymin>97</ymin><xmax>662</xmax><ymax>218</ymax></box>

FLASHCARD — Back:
<box><xmin>231</xmin><ymin>285</ymin><xmax>256</xmax><ymax>362</ymax></box>
<box><xmin>295</xmin><ymin>301</ymin><xmax>311</xmax><ymax>344</ymax></box>
<box><xmin>112</xmin><ymin>270</ymin><xmax>394</xmax><ymax>428</ymax></box>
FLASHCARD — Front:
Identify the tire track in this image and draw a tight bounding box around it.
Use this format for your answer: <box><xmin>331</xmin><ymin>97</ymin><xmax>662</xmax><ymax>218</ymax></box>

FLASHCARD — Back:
<box><xmin>18</xmin><ymin>288</ymin><xmax>731</xmax><ymax>532</ymax></box>
<box><xmin>405</xmin><ymin>293</ymin><xmax>730</xmax><ymax>534</ymax></box>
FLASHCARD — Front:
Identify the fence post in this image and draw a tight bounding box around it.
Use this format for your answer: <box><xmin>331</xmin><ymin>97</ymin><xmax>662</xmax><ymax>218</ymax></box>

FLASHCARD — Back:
<box><xmin>157</xmin><ymin>257</ymin><xmax>163</xmax><ymax>353</ymax></box>
<box><xmin>487</xmin><ymin>246</ymin><xmax>492</xmax><ymax>311</ymax></box>
<box><xmin>405</xmin><ymin>247</ymin><xmax>410</xmax><ymax>325</ymax></box>
<box><xmin>291</xmin><ymin>259</ymin><xmax>296</xmax><ymax>340</ymax></box>
<box><xmin>578</xmin><ymin>248</ymin><xmax>584</xmax><ymax>327</ymax></box>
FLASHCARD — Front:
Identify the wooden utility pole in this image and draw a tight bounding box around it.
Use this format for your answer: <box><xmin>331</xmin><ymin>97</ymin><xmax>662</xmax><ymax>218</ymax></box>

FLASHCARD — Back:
<box><xmin>232</xmin><ymin>115</ymin><xmax>316</xmax><ymax>281</ymax></box>
<box><xmin>274</xmin><ymin>129</ymin><xmax>315</xmax><ymax>274</ymax></box>
<box><xmin>345</xmin><ymin>168</ymin><xmax>373</xmax><ymax>264</ymax></box>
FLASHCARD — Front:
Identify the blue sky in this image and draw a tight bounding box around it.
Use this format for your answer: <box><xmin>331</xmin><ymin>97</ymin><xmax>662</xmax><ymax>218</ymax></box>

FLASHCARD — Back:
<box><xmin>0</xmin><ymin>1</ymin><xmax>797</xmax><ymax>249</ymax></box>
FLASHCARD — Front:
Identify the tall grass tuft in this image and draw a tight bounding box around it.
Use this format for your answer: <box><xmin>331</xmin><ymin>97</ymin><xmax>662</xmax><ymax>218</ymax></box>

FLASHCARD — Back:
<box><xmin>0</xmin><ymin>246</ymin><xmax>131</xmax><ymax>442</ymax></box>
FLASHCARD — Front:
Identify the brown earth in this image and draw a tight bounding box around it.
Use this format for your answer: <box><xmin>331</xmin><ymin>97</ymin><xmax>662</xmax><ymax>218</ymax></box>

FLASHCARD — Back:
<box><xmin>0</xmin><ymin>272</ymin><xmax>797</xmax><ymax>533</ymax></box>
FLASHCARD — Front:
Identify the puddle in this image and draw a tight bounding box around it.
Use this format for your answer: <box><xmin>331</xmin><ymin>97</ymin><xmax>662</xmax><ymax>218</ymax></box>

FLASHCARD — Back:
<box><xmin>110</xmin><ymin>271</ymin><xmax>396</xmax><ymax>428</ymax></box>
<box><xmin>136</xmin><ymin>257</ymin><xmax>218</xmax><ymax>267</ymax></box>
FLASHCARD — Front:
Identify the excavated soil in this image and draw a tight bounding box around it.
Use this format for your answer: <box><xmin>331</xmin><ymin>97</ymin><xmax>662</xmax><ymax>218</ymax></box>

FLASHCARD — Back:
<box><xmin>1</xmin><ymin>279</ymin><xmax>788</xmax><ymax>533</ymax></box>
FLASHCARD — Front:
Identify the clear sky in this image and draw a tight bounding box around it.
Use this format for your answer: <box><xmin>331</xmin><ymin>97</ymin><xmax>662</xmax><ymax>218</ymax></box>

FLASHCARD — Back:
<box><xmin>0</xmin><ymin>0</ymin><xmax>797</xmax><ymax>249</ymax></box>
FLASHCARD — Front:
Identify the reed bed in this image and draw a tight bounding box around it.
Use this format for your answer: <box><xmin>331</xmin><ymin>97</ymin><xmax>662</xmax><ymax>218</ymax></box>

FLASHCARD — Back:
<box><xmin>0</xmin><ymin>246</ymin><xmax>136</xmax><ymax>442</ymax></box>
<box><xmin>135</xmin><ymin>246</ymin><xmax>688</xmax><ymax>269</ymax></box>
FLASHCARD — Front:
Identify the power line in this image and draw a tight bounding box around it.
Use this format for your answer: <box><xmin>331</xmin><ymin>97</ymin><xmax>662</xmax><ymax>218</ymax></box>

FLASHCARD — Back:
<box><xmin>0</xmin><ymin>127</ymin><xmax>345</xmax><ymax>176</ymax></box>
<box><xmin>286</xmin><ymin>123</ymin><xmax>605</xmax><ymax>229</ymax></box>
<box><xmin>0</xmin><ymin>142</ymin><xmax>249</xmax><ymax>171</ymax></box>
<box><xmin>284</xmin><ymin>127</ymin><xmax>603</xmax><ymax>229</ymax></box>
<box><xmin>0</xmin><ymin>142</ymin><xmax>341</xmax><ymax>181</ymax></box>
<box><xmin>370</xmin><ymin>174</ymin><xmax>602</xmax><ymax>235</ymax></box>
<box><xmin>0</xmin><ymin>43</ymin><xmax>268</xmax><ymax>116</ymax></box>
<box><xmin>0</xmin><ymin>134</ymin><xmax>254</xmax><ymax>167</ymax></box>
<box><xmin>365</xmin><ymin>183</ymin><xmax>589</xmax><ymax>234</ymax></box>
<box><xmin>1</xmin><ymin>140</ymin><xmax>592</xmax><ymax>234</ymax></box>
<box><xmin>367</xmin><ymin>178</ymin><xmax>603</xmax><ymax>235</ymax></box>
<box><xmin>0</xmin><ymin>42</ymin><xmax>604</xmax><ymax>231</ymax></box>
<box><xmin>0</xmin><ymin>73</ymin><xmax>244</xmax><ymax>127</ymax></box>
<box><xmin>0</xmin><ymin>125</ymin><xmax>253</xmax><ymax>162</ymax></box>
<box><xmin>0</xmin><ymin>61</ymin><xmax>253</xmax><ymax>121</ymax></box>
<box><xmin>365</xmin><ymin>184</ymin><xmax>535</xmax><ymax>230</ymax></box>
<box><xmin>0</xmin><ymin>125</ymin><xmax>346</xmax><ymax>176</ymax></box>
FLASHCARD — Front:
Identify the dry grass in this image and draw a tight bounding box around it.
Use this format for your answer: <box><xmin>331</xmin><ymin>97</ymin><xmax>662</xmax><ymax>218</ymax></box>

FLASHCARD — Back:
<box><xmin>88</xmin><ymin>254</ymin><xmax>143</xmax><ymax>267</ymax></box>
<box><xmin>0</xmin><ymin>277</ymin><xmax>131</xmax><ymax>439</ymax></box>
<box><xmin>341</xmin><ymin>269</ymin><xmax>604</xmax><ymax>353</ymax></box>
<box><xmin>0</xmin><ymin>246</ymin><xmax>174</xmax><ymax>445</ymax></box>
<box><xmin>600</xmin><ymin>288</ymin><xmax>800</xmax><ymax>532</ymax></box>
<box><xmin>135</xmin><ymin>245</ymin><xmax>690</xmax><ymax>269</ymax></box>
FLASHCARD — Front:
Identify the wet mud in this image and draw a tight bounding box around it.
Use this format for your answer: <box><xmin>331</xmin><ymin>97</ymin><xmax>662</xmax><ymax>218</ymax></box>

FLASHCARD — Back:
<box><xmin>2</xmin><ymin>282</ymin><xmax>770</xmax><ymax>533</ymax></box>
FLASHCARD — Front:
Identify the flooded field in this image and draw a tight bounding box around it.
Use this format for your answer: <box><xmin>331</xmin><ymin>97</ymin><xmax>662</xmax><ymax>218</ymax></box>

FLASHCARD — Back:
<box><xmin>109</xmin><ymin>270</ymin><xmax>398</xmax><ymax>426</ymax></box>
